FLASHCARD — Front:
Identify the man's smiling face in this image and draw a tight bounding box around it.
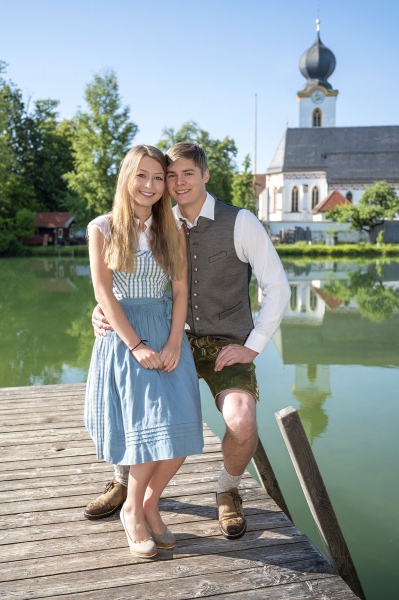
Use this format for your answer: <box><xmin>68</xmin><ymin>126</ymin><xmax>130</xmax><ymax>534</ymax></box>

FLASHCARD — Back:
<box><xmin>166</xmin><ymin>157</ymin><xmax>209</xmax><ymax>215</ymax></box>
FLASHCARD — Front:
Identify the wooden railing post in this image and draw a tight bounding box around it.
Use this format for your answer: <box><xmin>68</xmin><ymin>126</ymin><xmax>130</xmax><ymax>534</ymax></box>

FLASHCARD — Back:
<box><xmin>275</xmin><ymin>406</ymin><xmax>366</xmax><ymax>600</ymax></box>
<box><xmin>251</xmin><ymin>435</ymin><xmax>293</xmax><ymax>522</ymax></box>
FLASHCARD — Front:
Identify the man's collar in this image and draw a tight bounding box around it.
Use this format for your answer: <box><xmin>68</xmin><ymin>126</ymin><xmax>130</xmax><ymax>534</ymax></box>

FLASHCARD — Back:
<box><xmin>174</xmin><ymin>193</ymin><xmax>215</xmax><ymax>227</ymax></box>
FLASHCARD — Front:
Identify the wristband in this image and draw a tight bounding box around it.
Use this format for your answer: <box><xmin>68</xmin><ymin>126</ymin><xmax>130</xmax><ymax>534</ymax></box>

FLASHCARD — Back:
<box><xmin>129</xmin><ymin>339</ymin><xmax>148</xmax><ymax>353</ymax></box>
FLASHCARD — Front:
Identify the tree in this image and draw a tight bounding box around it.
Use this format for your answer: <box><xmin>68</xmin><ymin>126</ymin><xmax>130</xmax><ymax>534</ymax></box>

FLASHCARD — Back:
<box><xmin>326</xmin><ymin>181</ymin><xmax>399</xmax><ymax>244</ymax></box>
<box><xmin>231</xmin><ymin>155</ymin><xmax>257</xmax><ymax>214</ymax></box>
<box><xmin>158</xmin><ymin>121</ymin><xmax>237</xmax><ymax>202</ymax></box>
<box><xmin>65</xmin><ymin>70</ymin><xmax>138</xmax><ymax>216</ymax></box>
<box><xmin>21</xmin><ymin>99</ymin><xmax>77</xmax><ymax>212</ymax></box>
<box><xmin>324</xmin><ymin>269</ymin><xmax>399</xmax><ymax>323</ymax></box>
<box><xmin>0</xmin><ymin>62</ymin><xmax>36</xmax><ymax>219</ymax></box>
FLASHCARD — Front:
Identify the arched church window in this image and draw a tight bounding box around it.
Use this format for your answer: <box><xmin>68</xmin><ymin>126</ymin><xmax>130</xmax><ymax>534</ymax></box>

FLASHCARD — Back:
<box><xmin>312</xmin><ymin>108</ymin><xmax>322</xmax><ymax>127</ymax></box>
<box><xmin>290</xmin><ymin>286</ymin><xmax>297</xmax><ymax>311</ymax></box>
<box><xmin>291</xmin><ymin>186</ymin><xmax>299</xmax><ymax>212</ymax></box>
<box><xmin>346</xmin><ymin>191</ymin><xmax>353</xmax><ymax>202</ymax></box>
<box><xmin>312</xmin><ymin>186</ymin><xmax>319</xmax><ymax>209</ymax></box>
<box><xmin>271</xmin><ymin>187</ymin><xmax>277</xmax><ymax>212</ymax></box>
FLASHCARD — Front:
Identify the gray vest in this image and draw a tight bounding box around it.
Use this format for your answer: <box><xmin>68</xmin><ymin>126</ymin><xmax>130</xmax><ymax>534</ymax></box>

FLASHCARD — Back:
<box><xmin>184</xmin><ymin>199</ymin><xmax>254</xmax><ymax>340</ymax></box>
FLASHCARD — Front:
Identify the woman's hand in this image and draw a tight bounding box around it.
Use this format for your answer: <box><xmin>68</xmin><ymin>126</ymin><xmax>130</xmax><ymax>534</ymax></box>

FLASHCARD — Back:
<box><xmin>132</xmin><ymin>343</ymin><xmax>164</xmax><ymax>370</ymax></box>
<box><xmin>159</xmin><ymin>340</ymin><xmax>182</xmax><ymax>372</ymax></box>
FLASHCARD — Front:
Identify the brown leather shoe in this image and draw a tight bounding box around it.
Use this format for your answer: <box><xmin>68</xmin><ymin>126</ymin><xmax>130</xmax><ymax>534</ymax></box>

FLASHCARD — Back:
<box><xmin>216</xmin><ymin>487</ymin><xmax>247</xmax><ymax>539</ymax></box>
<box><xmin>84</xmin><ymin>478</ymin><xmax>127</xmax><ymax>520</ymax></box>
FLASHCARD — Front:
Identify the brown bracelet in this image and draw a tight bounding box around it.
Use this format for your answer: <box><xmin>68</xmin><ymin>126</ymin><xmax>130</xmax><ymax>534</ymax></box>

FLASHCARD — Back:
<box><xmin>129</xmin><ymin>339</ymin><xmax>148</xmax><ymax>353</ymax></box>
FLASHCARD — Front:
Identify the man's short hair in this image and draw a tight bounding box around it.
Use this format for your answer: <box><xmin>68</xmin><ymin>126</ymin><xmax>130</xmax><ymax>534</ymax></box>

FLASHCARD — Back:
<box><xmin>166</xmin><ymin>142</ymin><xmax>208</xmax><ymax>175</ymax></box>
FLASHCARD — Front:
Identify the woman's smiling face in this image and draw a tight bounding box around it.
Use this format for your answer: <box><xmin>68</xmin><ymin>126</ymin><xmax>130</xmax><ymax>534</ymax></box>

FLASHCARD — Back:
<box><xmin>130</xmin><ymin>155</ymin><xmax>165</xmax><ymax>212</ymax></box>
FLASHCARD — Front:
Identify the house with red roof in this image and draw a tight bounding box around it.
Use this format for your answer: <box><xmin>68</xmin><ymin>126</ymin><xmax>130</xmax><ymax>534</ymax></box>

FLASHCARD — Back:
<box><xmin>24</xmin><ymin>213</ymin><xmax>75</xmax><ymax>246</ymax></box>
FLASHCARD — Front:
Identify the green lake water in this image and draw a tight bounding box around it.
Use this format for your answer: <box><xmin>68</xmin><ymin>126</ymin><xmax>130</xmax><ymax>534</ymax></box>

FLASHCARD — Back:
<box><xmin>1</xmin><ymin>256</ymin><xmax>398</xmax><ymax>599</ymax></box>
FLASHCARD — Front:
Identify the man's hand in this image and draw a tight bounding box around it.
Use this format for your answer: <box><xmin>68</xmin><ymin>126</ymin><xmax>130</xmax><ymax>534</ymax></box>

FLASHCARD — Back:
<box><xmin>92</xmin><ymin>305</ymin><xmax>113</xmax><ymax>339</ymax></box>
<box><xmin>214</xmin><ymin>344</ymin><xmax>258</xmax><ymax>372</ymax></box>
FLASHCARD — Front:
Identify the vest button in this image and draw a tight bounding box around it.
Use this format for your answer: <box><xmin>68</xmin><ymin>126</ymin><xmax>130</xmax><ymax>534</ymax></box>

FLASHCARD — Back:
<box><xmin>194</xmin><ymin>267</ymin><xmax>198</xmax><ymax>272</ymax></box>
<box><xmin>193</xmin><ymin>255</ymin><xmax>197</xmax><ymax>259</ymax></box>
<box><xmin>194</xmin><ymin>305</ymin><xmax>199</xmax><ymax>309</ymax></box>
<box><xmin>194</xmin><ymin>280</ymin><xmax>198</xmax><ymax>284</ymax></box>
<box><xmin>193</xmin><ymin>293</ymin><xmax>198</xmax><ymax>297</ymax></box>
<box><xmin>195</xmin><ymin>317</ymin><xmax>200</xmax><ymax>321</ymax></box>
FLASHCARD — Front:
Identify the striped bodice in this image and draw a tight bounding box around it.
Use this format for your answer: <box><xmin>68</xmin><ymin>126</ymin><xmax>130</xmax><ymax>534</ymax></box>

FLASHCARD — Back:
<box><xmin>87</xmin><ymin>215</ymin><xmax>169</xmax><ymax>300</ymax></box>
<box><xmin>112</xmin><ymin>251</ymin><xmax>169</xmax><ymax>300</ymax></box>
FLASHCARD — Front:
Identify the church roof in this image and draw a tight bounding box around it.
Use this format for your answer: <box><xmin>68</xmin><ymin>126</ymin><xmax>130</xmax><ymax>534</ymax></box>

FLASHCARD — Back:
<box><xmin>267</xmin><ymin>126</ymin><xmax>399</xmax><ymax>183</ymax></box>
<box><xmin>312</xmin><ymin>189</ymin><xmax>351</xmax><ymax>213</ymax></box>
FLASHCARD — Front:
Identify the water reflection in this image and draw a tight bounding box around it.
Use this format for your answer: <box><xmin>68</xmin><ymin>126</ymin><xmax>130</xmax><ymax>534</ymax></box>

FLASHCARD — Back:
<box><xmin>276</xmin><ymin>260</ymin><xmax>399</xmax><ymax>443</ymax></box>
<box><xmin>0</xmin><ymin>258</ymin><xmax>95</xmax><ymax>387</ymax></box>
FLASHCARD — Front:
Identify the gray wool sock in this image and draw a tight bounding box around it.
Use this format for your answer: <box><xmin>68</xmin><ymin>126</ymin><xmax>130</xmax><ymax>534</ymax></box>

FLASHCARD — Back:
<box><xmin>217</xmin><ymin>465</ymin><xmax>242</xmax><ymax>494</ymax></box>
<box><xmin>114</xmin><ymin>464</ymin><xmax>129</xmax><ymax>487</ymax></box>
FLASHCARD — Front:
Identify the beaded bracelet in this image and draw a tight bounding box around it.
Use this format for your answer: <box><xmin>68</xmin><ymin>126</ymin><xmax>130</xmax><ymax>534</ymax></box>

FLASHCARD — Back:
<box><xmin>129</xmin><ymin>339</ymin><xmax>148</xmax><ymax>353</ymax></box>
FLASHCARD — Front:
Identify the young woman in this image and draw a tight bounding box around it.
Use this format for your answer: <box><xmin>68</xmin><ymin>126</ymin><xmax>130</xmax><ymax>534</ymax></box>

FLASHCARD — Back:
<box><xmin>85</xmin><ymin>145</ymin><xmax>204</xmax><ymax>558</ymax></box>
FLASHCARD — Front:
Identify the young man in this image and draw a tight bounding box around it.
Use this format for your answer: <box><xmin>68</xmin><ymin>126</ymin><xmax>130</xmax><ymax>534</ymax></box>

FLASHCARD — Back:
<box><xmin>86</xmin><ymin>142</ymin><xmax>290</xmax><ymax>540</ymax></box>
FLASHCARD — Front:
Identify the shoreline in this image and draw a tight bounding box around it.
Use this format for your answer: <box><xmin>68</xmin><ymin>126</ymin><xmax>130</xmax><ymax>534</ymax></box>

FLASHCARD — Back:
<box><xmin>1</xmin><ymin>242</ymin><xmax>399</xmax><ymax>259</ymax></box>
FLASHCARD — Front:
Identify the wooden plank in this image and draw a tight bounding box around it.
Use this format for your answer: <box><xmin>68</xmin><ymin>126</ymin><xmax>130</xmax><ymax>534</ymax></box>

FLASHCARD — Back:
<box><xmin>0</xmin><ymin>512</ymin><xmax>292</xmax><ymax>564</ymax></box>
<box><xmin>0</xmin><ymin>450</ymin><xmax>224</xmax><ymax>473</ymax></box>
<box><xmin>1</xmin><ymin>500</ymin><xmax>286</xmax><ymax>545</ymax></box>
<box><xmin>0</xmin><ymin>527</ymin><xmax>305</xmax><ymax>582</ymax></box>
<box><xmin>0</xmin><ymin>429</ymin><xmax>220</xmax><ymax>446</ymax></box>
<box><xmin>0</xmin><ymin>479</ymin><xmax>261</xmax><ymax>516</ymax></box>
<box><xmin>9</xmin><ymin>562</ymin><xmax>346</xmax><ymax>600</ymax></box>
<box><xmin>0</xmin><ymin>458</ymin><xmax>225</xmax><ymax>486</ymax></box>
<box><xmin>205</xmin><ymin>577</ymin><xmax>358</xmax><ymax>599</ymax></box>
<box><xmin>276</xmin><ymin>406</ymin><xmax>366</xmax><ymax>600</ymax></box>
<box><xmin>0</xmin><ymin>470</ymin><xmax>253</xmax><ymax>499</ymax></box>
<box><xmin>1</xmin><ymin>543</ymin><xmax>335</xmax><ymax>599</ymax></box>
<box><xmin>0</xmin><ymin>441</ymin><xmax>223</xmax><ymax>461</ymax></box>
<box><xmin>252</xmin><ymin>436</ymin><xmax>293</xmax><ymax>521</ymax></box>
<box><xmin>0</xmin><ymin>487</ymin><xmax>273</xmax><ymax>531</ymax></box>
<box><xmin>0</xmin><ymin>385</ymin><xmax>358</xmax><ymax>600</ymax></box>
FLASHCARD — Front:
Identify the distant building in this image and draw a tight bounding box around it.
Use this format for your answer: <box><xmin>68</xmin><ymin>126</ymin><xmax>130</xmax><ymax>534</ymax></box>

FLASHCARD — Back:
<box><xmin>24</xmin><ymin>212</ymin><xmax>75</xmax><ymax>246</ymax></box>
<box><xmin>259</xmin><ymin>20</ymin><xmax>399</xmax><ymax>228</ymax></box>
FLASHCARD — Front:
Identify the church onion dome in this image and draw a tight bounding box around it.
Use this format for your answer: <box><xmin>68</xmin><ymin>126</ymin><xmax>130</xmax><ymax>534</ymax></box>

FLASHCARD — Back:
<box><xmin>299</xmin><ymin>19</ymin><xmax>336</xmax><ymax>92</ymax></box>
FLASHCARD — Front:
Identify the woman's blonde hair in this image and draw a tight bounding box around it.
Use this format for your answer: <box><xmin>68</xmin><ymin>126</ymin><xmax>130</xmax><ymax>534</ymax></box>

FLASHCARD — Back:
<box><xmin>104</xmin><ymin>145</ymin><xmax>182</xmax><ymax>278</ymax></box>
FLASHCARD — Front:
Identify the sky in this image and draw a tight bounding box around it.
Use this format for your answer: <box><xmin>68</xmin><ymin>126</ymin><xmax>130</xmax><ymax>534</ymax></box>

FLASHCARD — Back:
<box><xmin>1</xmin><ymin>0</ymin><xmax>398</xmax><ymax>173</ymax></box>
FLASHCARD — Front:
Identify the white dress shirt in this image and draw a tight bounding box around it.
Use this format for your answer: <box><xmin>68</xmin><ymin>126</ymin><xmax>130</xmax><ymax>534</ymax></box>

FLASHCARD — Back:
<box><xmin>173</xmin><ymin>193</ymin><xmax>290</xmax><ymax>354</ymax></box>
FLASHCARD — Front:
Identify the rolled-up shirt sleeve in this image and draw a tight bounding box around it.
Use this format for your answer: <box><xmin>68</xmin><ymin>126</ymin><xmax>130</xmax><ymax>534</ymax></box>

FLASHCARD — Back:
<box><xmin>234</xmin><ymin>210</ymin><xmax>291</xmax><ymax>354</ymax></box>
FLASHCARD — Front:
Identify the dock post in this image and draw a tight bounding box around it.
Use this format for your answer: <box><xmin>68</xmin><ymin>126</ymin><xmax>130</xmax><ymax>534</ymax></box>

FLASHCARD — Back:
<box><xmin>275</xmin><ymin>406</ymin><xmax>366</xmax><ymax>600</ymax></box>
<box><xmin>252</xmin><ymin>435</ymin><xmax>293</xmax><ymax>522</ymax></box>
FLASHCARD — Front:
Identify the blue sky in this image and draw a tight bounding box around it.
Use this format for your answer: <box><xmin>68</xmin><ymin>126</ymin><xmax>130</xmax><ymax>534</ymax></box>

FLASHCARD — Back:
<box><xmin>1</xmin><ymin>0</ymin><xmax>398</xmax><ymax>173</ymax></box>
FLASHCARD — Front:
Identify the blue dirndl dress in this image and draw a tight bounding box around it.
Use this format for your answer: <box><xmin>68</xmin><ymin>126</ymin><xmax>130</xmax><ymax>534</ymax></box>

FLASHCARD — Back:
<box><xmin>84</xmin><ymin>246</ymin><xmax>204</xmax><ymax>466</ymax></box>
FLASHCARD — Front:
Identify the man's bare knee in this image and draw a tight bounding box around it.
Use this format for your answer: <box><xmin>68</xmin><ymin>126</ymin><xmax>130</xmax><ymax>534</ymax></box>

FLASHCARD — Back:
<box><xmin>218</xmin><ymin>390</ymin><xmax>257</xmax><ymax>439</ymax></box>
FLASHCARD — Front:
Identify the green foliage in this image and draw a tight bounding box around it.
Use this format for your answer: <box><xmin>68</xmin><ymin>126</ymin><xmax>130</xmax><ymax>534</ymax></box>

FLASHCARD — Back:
<box><xmin>0</xmin><ymin>63</ymin><xmax>76</xmax><ymax>221</ymax></box>
<box><xmin>15</xmin><ymin>208</ymin><xmax>35</xmax><ymax>238</ymax></box>
<box><xmin>327</xmin><ymin>181</ymin><xmax>399</xmax><ymax>243</ymax></box>
<box><xmin>0</xmin><ymin>209</ymin><xmax>35</xmax><ymax>255</ymax></box>
<box><xmin>324</xmin><ymin>270</ymin><xmax>399</xmax><ymax>323</ymax></box>
<box><xmin>65</xmin><ymin>70</ymin><xmax>138</xmax><ymax>216</ymax></box>
<box><xmin>376</xmin><ymin>230</ymin><xmax>385</xmax><ymax>245</ymax></box>
<box><xmin>231</xmin><ymin>155</ymin><xmax>256</xmax><ymax>214</ymax></box>
<box><xmin>158</xmin><ymin>120</ymin><xmax>237</xmax><ymax>202</ymax></box>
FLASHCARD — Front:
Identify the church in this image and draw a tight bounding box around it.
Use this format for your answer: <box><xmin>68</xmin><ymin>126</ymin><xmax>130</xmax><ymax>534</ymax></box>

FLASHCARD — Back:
<box><xmin>258</xmin><ymin>20</ymin><xmax>399</xmax><ymax>234</ymax></box>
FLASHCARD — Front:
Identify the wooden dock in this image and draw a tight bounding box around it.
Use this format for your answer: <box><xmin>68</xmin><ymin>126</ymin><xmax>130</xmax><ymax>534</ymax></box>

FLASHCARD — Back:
<box><xmin>0</xmin><ymin>384</ymin><xmax>359</xmax><ymax>599</ymax></box>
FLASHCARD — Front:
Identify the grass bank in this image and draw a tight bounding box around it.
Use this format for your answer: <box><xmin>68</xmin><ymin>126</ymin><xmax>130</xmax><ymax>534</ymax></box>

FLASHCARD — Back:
<box><xmin>275</xmin><ymin>243</ymin><xmax>399</xmax><ymax>257</ymax></box>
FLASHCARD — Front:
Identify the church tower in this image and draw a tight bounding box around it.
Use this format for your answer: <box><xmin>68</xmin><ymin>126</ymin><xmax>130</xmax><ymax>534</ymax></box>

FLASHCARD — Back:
<box><xmin>297</xmin><ymin>20</ymin><xmax>338</xmax><ymax>128</ymax></box>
